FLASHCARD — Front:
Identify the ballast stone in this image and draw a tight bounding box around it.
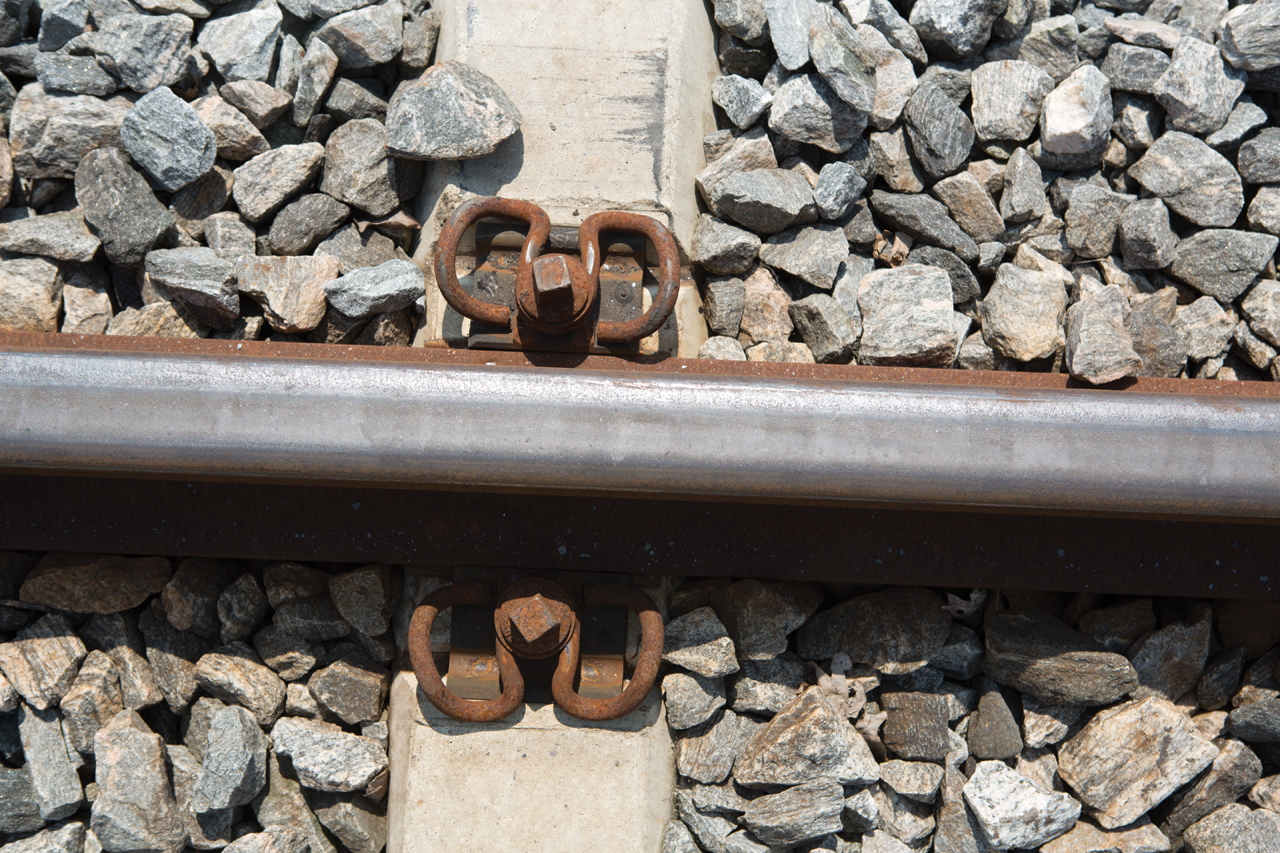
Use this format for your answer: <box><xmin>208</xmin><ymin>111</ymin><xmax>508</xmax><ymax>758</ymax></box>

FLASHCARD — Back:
<box><xmin>712</xmin><ymin>74</ymin><xmax>772</xmax><ymax>129</ymax></box>
<box><xmin>271</xmin><ymin>716</ymin><xmax>388</xmax><ymax>793</ymax></box>
<box><xmin>970</xmin><ymin>60</ymin><xmax>1054</xmax><ymax>142</ymax></box>
<box><xmin>146</xmin><ymin>248</ymin><xmax>239</xmax><ymax>329</ymax></box>
<box><xmin>963</xmin><ymin>760</ymin><xmax>1080</xmax><ymax>849</ymax></box>
<box><xmin>1039</xmin><ymin>65</ymin><xmax>1112</xmax><ymax>157</ymax></box>
<box><xmin>691</xmin><ymin>215</ymin><xmax>761</xmax><ymax>275</ymax></box>
<box><xmin>193</xmin><ymin>704</ymin><xmax>269</xmax><ymax>812</ymax></box>
<box><xmin>1153</xmin><ymin>37</ymin><xmax>1245</xmax><ymax>136</ymax></box>
<box><xmin>386</xmin><ymin>61</ymin><xmax>520</xmax><ymax>160</ymax></box>
<box><xmin>1169</xmin><ymin>230</ymin><xmax>1279</xmax><ymax>303</ymax></box>
<box><xmin>1066</xmin><ymin>285</ymin><xmax>1142</xmax><ymax>385</ymax></box>
<box><xmin>908</xmin><ymin>0</ymin><xmax>1006</xmax><ymax>59</ymax></box>
<box><xmin>714</xmin><ymin>168</ymin><xmax>817</xmax><ymax>234</ymax></box>
<box><xmin>1129</xmin><ymin>133</ymin><xmax>1244</xmax><ymax>229</ymax></box>
<box><xmin>768</xmin><ymin>72</ymin><xmax>864</xmax><ymax>153</ymax></box>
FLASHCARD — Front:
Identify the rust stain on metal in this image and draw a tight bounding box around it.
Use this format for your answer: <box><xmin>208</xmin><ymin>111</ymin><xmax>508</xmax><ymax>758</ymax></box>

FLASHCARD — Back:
<box><xmin>495</xmin><ymin>578</ymin><xmax>576</xmax><ymax>660</ymax></box>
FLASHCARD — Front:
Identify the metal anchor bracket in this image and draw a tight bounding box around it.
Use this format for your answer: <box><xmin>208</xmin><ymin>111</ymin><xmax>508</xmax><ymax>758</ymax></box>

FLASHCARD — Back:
<box><xmin>434</xmin><ymin>197</ymin><xmax>682</xmax><ymax>354</ymax></box>
<box><xmin>407</xmin><ymin>577</ymin><xmax>663</xmax><ymax>723</ymax></box>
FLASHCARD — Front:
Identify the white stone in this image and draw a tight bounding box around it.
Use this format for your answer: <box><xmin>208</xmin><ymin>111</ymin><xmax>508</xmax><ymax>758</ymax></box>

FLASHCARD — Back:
<box><xmin>963</xmin><ymin>760</ymin><xmax>1081</xmax><ymax>849</ymax></box>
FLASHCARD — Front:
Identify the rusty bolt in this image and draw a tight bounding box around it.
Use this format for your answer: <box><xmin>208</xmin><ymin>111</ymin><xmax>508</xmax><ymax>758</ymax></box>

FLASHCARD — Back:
<box><xmin>508</xmin><ymin>593</ymin><xmax>561</xmax><ymax>646</ymax></box>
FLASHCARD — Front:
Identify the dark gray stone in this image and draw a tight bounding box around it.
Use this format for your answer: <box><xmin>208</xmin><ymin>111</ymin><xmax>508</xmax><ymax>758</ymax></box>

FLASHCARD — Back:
<box><xmin>1000</xmin><ymin>147</ymin><xmax>1048</xmax><ymax>223</ymax></box>
<box><xmin>160</xmin><ymin>559</ymin><xmax>241</xmax><ymax>640</ymax></box>
<box><xmin>254</xmin><ymin>750</ymin><xmax>337</xmax><ymax>853</ymax></box>
<box><xmin>764</xmin><ymin>0</ymin><xmax>819</xmax><ymax>70</ymax></box>
<box><xmin>1066</xmin><ymin>185</ymin><xmax>1135</xmax><ymax>260</ymax></box>
<box><xmin>310</xmin><ymin>791</ymin><xmax>386</xmax><ymax>853</ymax></box>
<box><xmin>797</xmin><ymin>586</ymin><xmax>950</xmax><ymax>674</ymax></box>
<box><xmin>306</xmin><ymin>648</ymin><xmax>387</xmax><ymax>726</ymax></box>
<box><xmin>968</xmin><ymin>679</ymin><xmax>1023</xmax><ymax>760</ymax></box>
<box><xmin>768</xmin><ymin>73</ymin><xmax>864</xmax><ymax>154</ymax></box>
<box><xmin>206</xmin><ymin>213</ymin><xmax>257</xmax><ymax>262</ymax></box>
<box><xmin>1229</xmin><ymin>697</ymin><xmax>1280</xmax><ymax>741</ymax></box>
<box><xmin>985</xmin><ymin>609</ymin><xmax>1138</xmax><ymax>705</ymax></box>
<box><xmin>703</xmin><ymin>274</ymin><xmax>747</xmax><ymax>337</ymax></box>
<box><xmin>692</xmin><ymin>215</ymin><xmax>761</xmax><ymax>276</ymax></box>
<box><xmin>904</xmin><ymin>80</ymin><xmax>975</xmax><ymax>178</ymax></box>
<box><xmin>663</xmin><ymin>671</ymin><xmax>726</xmax><ymax>730</ymax></box>
<box><xmin>871</xmin><ymin>191</ymin><xmax>979</xmax><ymax>262</ymax></box>
<box><xmin>197</xmin><ymin>2</ymin><xmax>281</xmax><ymax>83</ymax></box>
<box><xmin>1127</xmin><ymin>603</ymin><xmax>1211</xmax><ymax>700</ymax></box>
<box><xmin>121</xmin><ymin>87</ymin><xmax>216</xmax><ymax>192</ymax></box>
<box><xmin>321</xmin><ymin>259</ymin><xmax>421</xmax><ymax>319</ymax></box>
<box><xmin>221</xmin><ymin>81</ymin><xmax>291</xmax><ymax>129</ymax></box>
<box><xmin>808</xmin><ymin>5</ymin><xmax>876</xmax><ymax>113</ymax></box>
<box><xmin>1184</xmin><ymin>802</ymin><xmax>1280</xmax><ymax>853</ymax></box>
<box><xmin>60</xmin><ymin>650</ymin><xmax>122</xmax><ymax>754</ymax></box>
<box><xmin>75</xmin><ymin>147</ymin><xmax>173</xmax><ymax>268</ymax></box>
<box><xmin>789</xmin><ymin>294</ymin><xmax>858</xmax><ymax>363</ymax></box>
<box><xmin>1127</xmin><ymin>288</ymin><xmax>1189</xmax><ymax>378</ymax></box>
<box><xmin>0</xmin><ymin>210</ymin><xmax>99</xmax><ymax>261</ymax></box>
<box><xmin>386</xmin><ymin>60</ymin><xmax>519</xmax><ymax>160</ymax></box>
<box><xmin>1129</xmin><ymin>132</ymin><xmax>1244</xmax><ymax>228</ymax></box>
<box><xmin>0</xmin><ymin>613</ymin><xmax>86</xmax><ymax>711</ymax></box>
<box><xmin>1161</xmin><ymin>738</ymin><xmax>1261</xmax><ymax>840</ymax></box>
<box><xmin>712</xmin><ymin>168</ymin><xmax>816</xmax><ymax>234</ymax></box>
<box><xmin>1243</xmin><ymin>281</ymin><xmax>1280</xmax><ymax>350</ymax></box>
<box><xmin>253</xmin><ymin>627</ymin><xmax>322</xmax><ymax>682</ymax></box>
<box><xmin>664</xmin><ymin>606</ymin><xmax>739</xmax><ymax>678</ymax></box>
<box><xmin>218</xmin><ymin>573</ymin><xmax>270</xmax><ymax>645</ymax></box>
<box><xmin>324</xmin><ymin>77</ymin><xmax>386</xmax><ymax>123</ymax></box>
<box><xmin>1101</xmin><ymin>43</ymin><xmax>1170</xmax><ymax>94</ymax></box>
<box><xmin>729</xmin><ymin>656</ymin><xmax>806</xmax><ymax>715</ymax></box>
<box><xmin>883</xmin><ymin>691</ymin><xmax>952</xmax><ymax>762</ymax></box>
<box><xmin>1221</xmin><ymin>0</ymin><xmax>1280</xmax><ymax>73</ymax></box>
<box><xmin>1239</xmin><ymin>129</ymin><xmax>1280</xmax><ymax>185</ymax></box>
<box><xmin>268</xmin><ymin>194</ymin><xmax>350</xmax><ymax>256</ymax></box>
<box><xmin>1118</xmin><ymin>198</ymin><xmax>1177</xmax><ymax>270</ymax></box>
<box><xmin>813</xmin><ymin>161</ymin><xmax>865</xmax><ymax>220</ymax></box>
<box><xmin>291</xmin><ymin>39</ymin><xmax>338</xmax><ymax>128</ymax></box>
<box><xmin>909</xmin><ymin>0</ymin><xmax>1006</xmax><ymax>59</ymax></box>
<box><xmin>905</xmin><ymin>245</ymin><xmax>980</xmax><ymax>303</ymax></box>
<box><xmin>18</xmin><ymin>702</ymin><xmax>84</xmax><ymax>819</ymax></box>
<box><xmin>262</xmin><ymin>563</ymin><xmax>330</xmax><ymax>608</ymax></box>
<box><xmin>712</xmin><ymin>74</ymin><xmax>772</xmax><ymax>129</ymax></box>
<box><xmin>96</xmin><ymin>14</ymin><xmax>192</xmax><ymax>94</ymax></box>
<box><xmin>1170</xmin><ymin>230</ymin><xmax>1279</xmax><ymax>303</ymax></box>
<box><xmin>167</xmin><ymin>743</ymin><xmax>236</xmax><ymax>849</ymax></box>
<box><xmin>398</xmin><ymin>9</ymin><xmax>438</xmax><ymax>74</ymax></box>
<box><xmin>146</xmin><ymin>248</ymin><xmax>239</xmax><ymax>329</ymax></box>
<box><xmin>274</xmin><ymin>595</ymin><xmax>351</xmax><ymax>642</ymax></box>
<box><xmin>715</xmin><ymin>0</ymin><xmax>767</xmax><ymax>42</ymax></box>
<box><xmin>0</xmin><ymin>766</ymin><xmax>45</xmax><ymax>834</ymax></box>
<box><xmin>741</xmin><ymin>779</ymin><xmax>844</xmax><ymax>847</ymax></box>
<box><xmin>1198</xmin><ymin>645</ymin><xmax>1247</xmax><ymax>712</ymax></box>
<box><xmin>759</xmin><ymin>223</ymin><xmax>847</xmax><ymax>290</ymax></box>
<box><xmin>36</xmin><ymin>52</ymin><xmax>116</xmax><ymax>96</ymax></box>
<box><xmin>313</xmin><ymin>1</ymin><xmax>401</xmax><ymax>69</ymax></box>
<box><xmin>320</xmin><ymin>118</ymin><xmax>402</xmax><ymax>217</ymax></box>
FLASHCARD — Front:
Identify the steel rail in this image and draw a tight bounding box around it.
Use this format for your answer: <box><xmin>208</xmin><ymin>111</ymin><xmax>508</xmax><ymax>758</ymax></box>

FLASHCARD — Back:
<box><xmin>2</xmin><ymin>344</ymin><xmax>1280</xmax><ymax>518</ymax></box>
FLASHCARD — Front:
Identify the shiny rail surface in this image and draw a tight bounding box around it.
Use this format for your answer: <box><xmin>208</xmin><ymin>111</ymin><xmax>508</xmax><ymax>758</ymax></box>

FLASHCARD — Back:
<box><xmin>3</xmin><ymin>344</ymin><xmax>1279</xmax><ymax>518</ymax></box>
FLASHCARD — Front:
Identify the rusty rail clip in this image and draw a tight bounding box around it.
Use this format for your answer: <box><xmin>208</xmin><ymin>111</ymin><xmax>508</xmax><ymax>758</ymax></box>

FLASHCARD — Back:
<box><xmin>408</xmin><ymin>579</ymin><xmax>664</xmax><ymax>723</ymax></box>
<box><xmin>433</xmin><ymin>197</ymin><xmax>681</xmax><ymax>348</ymax></box>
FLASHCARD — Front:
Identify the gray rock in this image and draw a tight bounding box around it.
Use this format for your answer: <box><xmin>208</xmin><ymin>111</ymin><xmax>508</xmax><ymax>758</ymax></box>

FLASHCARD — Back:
<box><xmin>253</xmin><ymin>757</ymin><xmax>337</xmax><ymax>853</ymax></box>
<box><xmin>237</xmin><ymin>254</ymin><xmax>340</xmax><ymax>333</ymax></box>
<box><xmin>1199</xmin><ymin>646</ymin><xmax>1247</xmax><ymax>712</ymax></box>
<box><xmin>36</xmin><ymin>52</ymin><xmax>117</xmax><ymax>96</ymax></box>
<box><xmin>1118</xmin><ymin>198</ymin><xmax>1177</xmax><ymax>270</ymax></box>
<box><xmin>1066</xmin><ymin>285</ymin><xmax>1143</xmax><ymax>384</ymax></box>
<box><xmin>167</xmin><ymin>743</ymin><xmax>236</xmax><ymax>849</ymax></box>
<box><xmin>769</xmin><ymin>73</ymin><xmax>864</xmax><ymax>153</ymax></box>
<box><xmin>1221</xmin><ymin>0</ymin><xmax>1280</xmax><ymax>72</ymax></box>
<box><xmin>797</xmin><ymin>585</ymin><xmax>949</xmax><ymax>673</ymax></box>
<box><xmin>269</xmin><ymin>193</ymin><xmax>349</xmax><ymax>256</ymax></box>
<box><xmin>223</xmin><ymin>828</ymin><xmax>310</xmax><ymax>853</ymax></box>
<box><xmin>881</xmin><ymin>760</ymin><xmax>945</xmax><ymax>804</ymax></box>
<box><xmin>1175</xmin><ymin>297</ymin><xmax>1235</xmax><ymax>361</ymax></box>
<box><xmin>18</xmin><ymin>702</ymin><xmax>84</xmax><ymax>819</ymax></box>
<box><xmin>1101</xmin><ymin>43</ymin><xmax>1170</xmax><ymax>94</ymax></box>
<box><xmin>968</xmin><ymin>680</ymin><xmax>1024</xmax><ymax>760</ymax></box>
<box><xmin>20</xmin><ymin>553</ymin><xmax>170</xmax><ymax>615</ymax></box>
<box><xmin>307</xmin><ymin>648</ymin><xmax>387</xmax><ymax>726</ymax></box>
<box><xmin>253</xmin><ymin>627</ymin><xmax>322</xmax><ymax>682</ymax></box>
<box><xmin>195</xmin><ymin>642</ymin><xmax>287</xmax><ymax>727</ymax></box>
<box><xmin>146</xmin><ymin>248</ymin><xmax>239</xmax><ymax>330</ymax></box>
<box><xmin>764</xmin><ymin>0</ymin><xmax>819</xmax><ymax>69</ymax></box>
<box><xmin>932</xmin><ymin>623</ymin><xmax>984</xmax><ymax>681</ymax></box>
<box><xmin>741</xmin><ymin>779</ymin><xmax>844</xmax><ymax>847</ymax></box>
<box><xmin>872</xmin><ymin>191</ymin><xmax>979</xmax><ymax>261</ymax></box>
<box><xmin>310</xmin><ymin>791</ymin><xmax>385</xmax><ymax>853</ymax></box>
<box><xmin>221</xmin><ymin>81</ymin><xmax>291</xmax><ymax>129</ymax></box>
<box><xmin>0</xmin><ymin>210</ymin><xmax>97</xmax><ymax>262</ymax></box>
<box><xmin>0</xmin><ymin>767</ymin><xmax>49</xmax><ymax>833</ymax></box>
<box><xmin>1239</xmin><ymin>129</ymin><xmax>1280</xmax><ymax>185</ymax></box>
<box><xmin>183</xmin><ymin>695</ymin><xmax>227</xmax><ymax>761</ymax></box>
<box><xmin>194</xmin><ymin>705</ymin><xmax>268</xmax><ymax>812</ymax></box>
<box><xmin>232</xmin><ymin>143</ymin><xmax>325</xmax><ymax>224</ymax></box>
<box><xmin>736</xmin><ymin>687</ymin><xmax>878</xmax><ymax>787</ymax></box>
<box><xmin>904</xmin><ymin>80</ymin><xmax>974</xmax><ymax>178</ymax></box>
<box><xmin>398</xmin><ymin>8</ymin><xmax>438</xmax><ymax>74</ymax></box>
<box><xmin>1184</xmin><ymin>802</ymin><xmax>1280</xmax><ymax>852</ymax></box>
<box><xmin>271</xmin><ymin>716</ymin><xmax>387</xmax><ymax>793</ymax></box>
<box><xmin>862</xmin><ymin>26</ymin><xmax>918</xmax><ymax>131</ymax></box>
<box><xmin>1059</xmin><ymin>695</ymin><xmax>1219</xmax><ymax>829</ymax></box>
<box><xmin>985</xmin><ymin>609</ymin><xmax>1138</xmax><ymax>704</ymax></box>
<box><xmin>918</xmin><ymin>60</ymin><xmax>973</xmax><ymax>105</ymax></box>
<box><xmin>120</xmin><ymin>85</ymin><xmax>215</xmax><ymax>193</ymax></box>
<box><xmin>160</xmin><ymin>559</ymin><xmax>241</xmax><ymax>640</ymax></box>
<box><xmin>813</xmin><ymin>161</ymin><xmax>865</xmax><ymax>220</ymax></box>
<box><xmin>1153</xmin><ymin>37</ymin><xmax>1245</xmax><ymax>135</ymax></box>
<box><xmin>904</xmin><ymin>245</ymin><xmax>979</xmax><ymax>304</ymax></box>
<box><xmin>692</xmin><ymin>215</ymin><xmax>761</xmax><ymax>275</ymax></box>
<box><xmin>38</xmin><ymin>0</ymin><xmax>87</xmax><ymax>52</ymax></box>
<box><xmin>930</xmin><ymin>171</ymin><xmax>1004</xmax><ymax>244</ymax></box>
<box><xmin>75</xmin><ymin>146</ymin><xmax>172</xmax><ymax>268</ymax></box>
<box><xmin>716</xmin><ymin>0</ymin><xmax>767</xmax><ymax>42</ymax></box>
<box><xmin>320</xmin><ymin>118</ymin><xmax>403</xmax><ymax>217</ymax></box>
<box><xmin>321</xmin><ymin>259</ymin><xmax>421</xmax><ymax>319</ymax></box>
<box><xmin>206</xmin><ymin>213</ymin><xmax>257</xmax><ymax>262</ymax></box>
<box><xmin>0</xmin><ymin>613</ymin><xmax>86</xmax><ymax>710</ymax></box>
<box><xmin>61</xmin><ymin>650</ymin><xmax>123</xmax><ymax>754</ymax></box>
<box><xmin>1000</xmin><ymin>148</ymin><xmax>1049</xmax><ymax>224</ymax></box>
<box><xmin>854</xmin><ymin>264</ymin><xmax>960</xmax><ymax>366</ymax></box>
<box><xmin>291</xmin><ymin>39</ymin><xmax>338</xmax><ymax>128</ymax></box>
<box><xmin>737</xmin><ymin>262</ymin><xmax>794</xmax><ymax>345</ymax></box>
<box><xmin>696</xmin><ymin>127</ymin><xmax>780</xmax><ymax>215</ymax></box>
<box><xmin>980</xmin><ymin>264</ymin><xmax>1068</xmax><ymax>362</ymax></box>
<box><xmin>105</xmin><ymin>301</ymin><xmax>208</xmax><ymax>338</ymax></box>
<box><xmin>5</xmin><ymin>820</ymin><xmax>88</xmax><ymax>853</ymax></box>
<box><xmin>934</xmin><ymin>763</ymin><xmax>996</xmax><ymax>853</ymax></box>
<box><xmin>1170</xmin><ymin>230</ymin><xmax>1279</xmax><ymax>303</ymax></box>
<box><xmin>729</xmin><ymin>656</ymin><xmax>807</xmax><ymax>715</ymax></box>
<box><xmin>663</xmin><ymin>671</ymin><xmax>726</xmax><ymax>730</ymax></box>
<box><xmin>1019</xmin><ymin>14</ymin><xmax>1080</xmax><ymax>83</ymax></box>
<box><xmin>705</xmin><ymin>579</ymin><xmax>794</xmax><ymax>660</ymax></box>
<box><xmin>314</xmin><ymin>0</ymin><xmax>401</xmax><ymax>69</ymax></box>
<box><xmin>1040</xmin><ymin>66</ymin><xmax>1112</xmax><ymax>158</ymax></box>
<box><xmin>963</xmin><ymin>760</ymin><xmax>1080</xmax><ymax>849</ymax></box>
<box><xmin>664</xmin><ymin>607</ymin><xmax>739</xmax><ymax>678</ymax></box>
<box><xmin>1127</xmin><ymin>603</ymin><xmax>1211</xmax><ymax>700</ymax></box>
<box><xmin>328</xmin><ymin>565</ymin><xmax>396</xmax><ymax>637</ymax></box>
<box><xmin>1229</xmin><ymin>698</ymin><xmax>1280</xmax><ymax>741</ymax></box>
<box><xmin>882</xmin><ymin>691</ymin><xmax>951</xmax><ymax>762</ymax></box>
<box><xmin>1161</xmin><ymin>738</ymin><xmax>1261</xmax><ymax>840</ymax></box>
<box><xmin>848</xmin><ymin>0</ymin><xmax>927</xmax><ymax>63</ymax></box>
<box><xmin>1206</xmin><ymin>99</ymin><xmax>1269</xmax><ymax>151</ymax></box>
<box><xmin>1128</xmin><ymin>288</ymin><xmax>1189</xmax><ymax>377</ymax></box>
<box><xmin>60</xmin><ymin>265</ymin><xmax>113</xmax><ymax>334</ymax></box>
<box><xmin>262</xmin><ymin>565</ymin><xmax>329</xmax><ymax>606</ymax></box>
<box><xmin>720</xmin><ymin>31</ymin><xmax>773</xmax><ymax>80</ymax></box>
<box><xmin>324</xmin><ymin>77</ymin><xmax>387</xmax><ymax>123</ymax></box>
<box><xmin>198</xmin><ymin>2</ymin><xmax>281</xmax><ymax>83</ymax></box>
<box><xmin>971</xmin><ymin>60</ymin><xmax>1054</xmax><ymax>143</ymax></box>
<box><xmin>677</xmin><ymin>710</ymin><xmax>754</xmax><ymax>784</ymax></box>
<box><xmin>789</xmin><ymin>294</ymin><xmax>858</xmax><ymax>363</ymax></box>
<box><xmin>909</xmin><ymin>0</ymin><xmax>1005</xmax><ymax>58</ymax></box>
<box><xmin>1021</xmin><ymin>696</ymin><xmax>1084</xmax><ymax>750</ymax></box>
<box><xmin>1103</xmin><ymin>15</ymin><xmax>1182</xmax><ymax>48</ymax></box>
<box><xmin>1112</xmin><ymin>92</ymin><xmax>1161</xmax><ymax>150</ymax></box>
<box><xmin>92</xmin><ymin>710</ymin><xmax>187</xmax><ymax>853</ymax></box>
<box><xmin>712</xmin><ymin>74</ymin><xmax>772</xmax><ymax>129</ymax></box>
<box><xmin>662</xmin><ymin>819</ymin><xmax>700</xmax><ymax>853</ymax></box>
<box><xmin>808</xmin><ymin>6</ymin><xmax>876</xmax><ymax>113</ymax></box>
<box><xmin>1129</xmin><ymin>132</ymin><xmax>1244</xmax><ymax>228</ymax></box>
<box><xmin>95</xmin><ymin>14</ymin><xmax>191</xmax><ymax>94</ymax></box>
<box><xmin>80</xmin><ymin>612</ymin><xmax>161</xmax><ymax>713</ymax></box>
<box><xmin>273</xmin><ymin>594</ymin><xmax>352</xmax><ymax>641</ymax></box>
<box><xmin>676</xmin><ymin>787</ymin><xmax>739</xmax><ymax>852</ymax></box>
<box><xmin>0</xmin><ymin>256</ymin><xmax>63</xmax><ymax>333</ymax></box>
<box><xmin>388</xmin><ymin>59</ymin><xmax>520</xmax><ymax>161</ymax></box>
<box><xmin>699</xmin><ymin>336</ymin><xmax>748</xmax><ymax>360</ymax></box>
<box><xmin>218</xmin><ymin>573</ymin><xmax>270</xmax><ymax>644</ymax></box>
<box><xmin>140</xmin><ymin>601</ymin><xmax>212</xmax><ymax>712</ymax></box>
<box><xmin>869</xmin><ymin>127</ymin><xmax>925</xmax><ymax>193</ymax></box>
<box><xmin>1243</xmin><ymin>280</ymin><xmax>1280</xmax><ymax>350</ymax></box>
<box><xmin>759</xmin><ymin>223</ymin><xmax>847</xmax><ymax>290</ymax></box>
<box><xmin>713</xmin><ymin>168</ymin><xmax>816</xmax><ymax>234</ymax></box>
<box><xmin>314</xmin><ymin>222</ymin><xmax>403</xmax><ymax>274</ymax></box>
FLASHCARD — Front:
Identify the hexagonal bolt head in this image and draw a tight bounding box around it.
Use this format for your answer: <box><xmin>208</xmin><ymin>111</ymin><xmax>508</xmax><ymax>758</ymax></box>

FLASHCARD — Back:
<box><xmin>509</xmin><ymin>594</ymin><xmax>560</xmax><ymax>646</ymax></box>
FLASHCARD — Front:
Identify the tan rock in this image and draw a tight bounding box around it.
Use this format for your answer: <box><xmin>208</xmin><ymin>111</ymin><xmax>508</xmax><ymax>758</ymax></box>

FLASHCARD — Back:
<box><xmin>932</xmin><ymin>171</ymin><xmax>1005</xmax><ymax>243</ymax></box>
<box><xmin>0</xmin><ymin>256</ymin><xmax>63</xmax><ymax>332</ymax></box>
<box><xmin>1058</xmin><ymin>695</ymin><xmax>1219</xmax><ymax>829</ymax></box>
<box><xmin>61</xmin><ymin>265</ymin><xmax>113</xmax><ymax>334</ymax></box>
<box><xmin>1040</xmin><ymin>817</ymin><xmax>1171</xmax><ymax>853</ymax></box>
<box><xmin>21</xmin><ymin>553</ymin><xmax>172</xmax><ymax>615</ymax></box>
<box><xmin>236</xmin><ymin>255</ymin><xmax>340</xmax><ymax>333</ymax></box>
<box><xmin>0</xmin><ymin>613</ymin><xmax>88</xmax><ymax>710</ymax></box>
<box><xmin>106</xmin><ymin>301</ymin><xmax>207</xmax><ymax>338</ymax></box>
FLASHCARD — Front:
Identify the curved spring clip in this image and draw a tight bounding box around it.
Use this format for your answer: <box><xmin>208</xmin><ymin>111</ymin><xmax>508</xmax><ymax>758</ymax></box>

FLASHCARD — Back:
<box><xmin>551</xmin><ymin>584</ymin><xmax>664</xmax><ymax>720</ymax></box>
<box><xmin>578</xmin><ymin>211</ymin><xmax>682</xmax><ymax>344</ymax></box>
<box><xmin>407</xmin><ymin>583</ymin><xmax>525</xmax><ymax>723</ymax></box>
<box><xmin>433</xmin><ymin>197</ymin><xmax>551</xmax><ymax>328</ymax></box>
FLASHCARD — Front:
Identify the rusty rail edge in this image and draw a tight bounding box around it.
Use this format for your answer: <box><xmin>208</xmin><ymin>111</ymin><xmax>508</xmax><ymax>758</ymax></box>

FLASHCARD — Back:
<box><xmin>2</xmin><ymin>335</ymin><xmax>1280</xmax><ymax>518</ymax></box>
